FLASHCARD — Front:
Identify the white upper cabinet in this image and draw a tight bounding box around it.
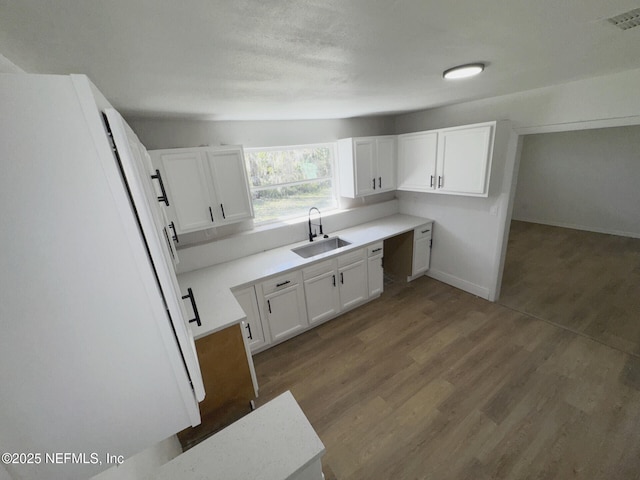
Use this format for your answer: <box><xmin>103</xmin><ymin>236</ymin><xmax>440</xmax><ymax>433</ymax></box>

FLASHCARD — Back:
<box><xmin>376</xmin><ymin>136</ymin><xmax>397</xmax><ymax>192</ymax></box>
<box><xmin>397</xmin><ymin>122</ymin><xmax>495</xmax><ymax>197</ymax></box>
<box><xmin>155</xmin><ymin>150</ymin><xmax>214</xmax><ymax>233</ymax></box>
<box><xmin>150</xmin><ymin>146</ymin><xmax>254</xmax><ymax>234</ymax></box>
<box><xmin>436</xmin><ymin>124</ymin><xmax>494</xmax><ymax>196</ymax></box>
<box><xmin>207</xmin><ymin>147</ymin><xmax>254</xmax><ymax>224</ymax></box>
<box><xmin>338</xmin><ymin>135</ymin><xmax>397</xmax><ymax>198</ymax></box>
<box><xmin>397</xmin><ymin>131</ymin><xmax>438</xmax><ymax>192</ymax></box>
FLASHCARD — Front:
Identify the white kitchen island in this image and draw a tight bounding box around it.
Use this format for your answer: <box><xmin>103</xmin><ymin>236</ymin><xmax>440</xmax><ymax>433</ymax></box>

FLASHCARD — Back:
<box><xmin>156</xmin><ymin>391</ymin><xmax>325</xmax><ymax>480</ymax></box>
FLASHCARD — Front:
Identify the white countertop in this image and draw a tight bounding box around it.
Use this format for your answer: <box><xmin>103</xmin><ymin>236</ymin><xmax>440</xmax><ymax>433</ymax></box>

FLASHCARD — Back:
<box><xmin>178</xmin><ymin>213</ymin><xmax>432</xmax><ymax>339</ymax></box>
<box><xmin>155</xmin><ymin>390</ymin><xmax>325</xmax><ymax>480</ymax></box>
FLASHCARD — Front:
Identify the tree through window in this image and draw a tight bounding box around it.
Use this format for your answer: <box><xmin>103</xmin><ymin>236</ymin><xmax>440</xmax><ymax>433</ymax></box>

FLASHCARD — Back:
<box><xmin>245</xmin><ymin>144</ymin><xmax>338</xmax><ymax>224</ymax></box>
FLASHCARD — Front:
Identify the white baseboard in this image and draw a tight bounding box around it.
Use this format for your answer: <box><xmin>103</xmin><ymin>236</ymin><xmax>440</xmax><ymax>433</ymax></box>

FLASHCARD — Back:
<box><xmin>427</xmin><ymin>269</ymin><xmax>490</xmax><ymax>300</ymax></box>
<box><xmin>511</xmin><ymin>217</ymin><xmax>640</xmax><ymax>239</ymax></box>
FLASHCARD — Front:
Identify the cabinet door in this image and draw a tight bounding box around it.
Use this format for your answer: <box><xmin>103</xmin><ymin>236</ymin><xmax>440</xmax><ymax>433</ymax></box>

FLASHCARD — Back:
<box><xmin>376</xmin><ymin>136</ymin><xmax>396</xmax><ymax>192</ymax></box>
<box><xmin>234</xmin><ymin>287</ymin><xmax>268</xmax><ymax>352</ymax></box>
<box><xmin>304</xmin><ymin>270</ymin><xmax>341</xmax><ymax>325</ymax></box>
<box><xmin>207</xmin><ymin>148</ymin><xmax>254</xmax><ymax>224</ymax></box>
<box><xmin>353</xmin><ymin>138</ymin><xmax>376</xmax><ymax>196</ymax></box>
<box><xmin>368</xmin><ymin>255</ymin><xmax>384</xmax><ymax>298</ymax></box>
<box><xmin>436</xmin><ymin>125</ymin><xmax>493</xmax><ymax>196</ymax></box>
<box><xmin>339</xmin><ymin>260</ymin><xmax>368</xmax><ymax>310</ymax></box>
<box><xmin>412</xmin><ymin>236</ymin><xmax>432</xmax><ymax>276</ymax></box>
<box><xmin>155</xmin><ymin>150</ymin><xmax>216</xmax><ymax>233</ymax></box>
<box><xmin>264</xmin><ymin>284</ymin><xmax>308</xmax><ymax>343</ymax></box>
<box><xmin>397</xmin><ymin>132</ymin><xmax>438</xmax><ymax>192</ymax></box>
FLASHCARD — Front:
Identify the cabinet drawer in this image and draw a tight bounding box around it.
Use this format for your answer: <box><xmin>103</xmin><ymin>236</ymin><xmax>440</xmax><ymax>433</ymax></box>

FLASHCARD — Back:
<box><xmin>337</xmin><ymin>248</ymin><xmax>366</xmax><ymax>267</ymax></box>
<box><xmin>261</xmin><ymin>271</ymin><xmax>302</xmax><ymax>295</ymax></box>
<box><xmin>367</xmin><ymin>242</ymin><xmax>384</xmax><ymax>257</ymax></box>
<box><xmin>302</xmin><ymin>259</ymin><xmax>335</xmax><ymax>280</ymax></box>
<box><xmin>414</xmin><ymin>224</ymin><xmax>433</xmax><ymax>240</ymax></box>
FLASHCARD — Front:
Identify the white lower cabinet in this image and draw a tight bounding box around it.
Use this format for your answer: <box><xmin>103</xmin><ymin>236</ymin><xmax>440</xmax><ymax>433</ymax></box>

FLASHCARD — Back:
<box><xmin>233</xmin><ymin>286</ymin><xmax>268</xmax><ymax>352</ymax></box>
<box><xmin>303</xmin><ymin>260</ymin><xmax>341</xmax><ymax>326</ymax></box>
<box><xmin>410</xmin><ymin>224</ymin><xmax>432</xmax><ymax>280</ymax></box>
<box><xmin>367</xmin><ymin>242</ymin><xmax>384</xmax><ymax>298</ymax></box>
<box><xmin>260</xmin><ymin>271</ymin><xmax>308</xmax><ymax>344</ymax></box>
<box><xmin>302</xmin><ymin>248</ymin><xmax>368</xmax><ymax>326</ymax></box>
<box><xmin>338</xmin><ymin>251</ymin><xmax>368</xmax><ymax>311</ymax></box>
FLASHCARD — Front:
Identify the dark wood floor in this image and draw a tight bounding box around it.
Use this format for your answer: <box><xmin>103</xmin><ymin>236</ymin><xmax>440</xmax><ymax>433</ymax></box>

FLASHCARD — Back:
<box><xmin>500</xmin><ymin>221</ymin><xmax>640</xmax><ymax>356</ymax></box>
<box><xmin>253</xmin><ymin>263</ymin><xmax>640</xmax><ymax>479</ymax></box>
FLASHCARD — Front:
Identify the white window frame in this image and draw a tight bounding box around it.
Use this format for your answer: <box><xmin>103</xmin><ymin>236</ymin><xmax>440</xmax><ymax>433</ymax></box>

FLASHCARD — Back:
<box><xmin>244</xmin><ymin>143</ymin><xmax>339</xmax><ymax>226</ymax></box>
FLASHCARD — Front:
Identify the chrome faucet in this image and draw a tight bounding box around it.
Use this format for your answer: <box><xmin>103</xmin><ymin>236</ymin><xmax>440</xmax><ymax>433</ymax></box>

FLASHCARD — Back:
<box><xmin>308</xmin><ymin>207</ymin><xmax>327</xmax><ymax>242</ymax></box>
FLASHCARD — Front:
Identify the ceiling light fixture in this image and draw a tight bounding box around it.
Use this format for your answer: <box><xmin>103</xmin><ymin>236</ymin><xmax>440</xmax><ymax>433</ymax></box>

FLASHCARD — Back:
<box><xmin>443</xmin><ymin>63</ymin><xmax>485</xmax><ymax>80</ymax></box>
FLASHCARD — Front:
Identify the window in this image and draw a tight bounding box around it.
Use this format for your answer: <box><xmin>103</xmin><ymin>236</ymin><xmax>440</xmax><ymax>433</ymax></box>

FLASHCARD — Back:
<box><xmin>245</xmin><ymin>144</ymin><xmax>338</xmax><ymax>224</ymax></box>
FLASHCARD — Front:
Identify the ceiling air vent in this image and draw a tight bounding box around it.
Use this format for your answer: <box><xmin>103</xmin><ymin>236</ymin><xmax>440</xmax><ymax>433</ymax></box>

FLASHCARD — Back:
<box><xmin>607</xmin><ymin>8</ymin><xmax>640</xmax><ymax>30</ymax></box>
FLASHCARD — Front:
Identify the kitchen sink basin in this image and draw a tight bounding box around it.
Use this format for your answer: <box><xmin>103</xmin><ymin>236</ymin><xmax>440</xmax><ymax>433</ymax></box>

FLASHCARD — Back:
<box><xmin>291</xmin><ymin>237</ymin><xmax>351</xmax><ymax>258</ymax></box>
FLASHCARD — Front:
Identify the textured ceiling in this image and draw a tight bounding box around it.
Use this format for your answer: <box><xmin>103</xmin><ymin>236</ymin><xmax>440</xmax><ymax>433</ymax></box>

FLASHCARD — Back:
<box><xmin>1</xmin><ymin>0</ymin><xmax>639</xmax><ymax>120</ymax></box>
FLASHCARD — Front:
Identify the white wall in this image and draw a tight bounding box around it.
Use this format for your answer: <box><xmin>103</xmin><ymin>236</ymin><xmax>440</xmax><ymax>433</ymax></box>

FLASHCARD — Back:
<box><xmin>395</xmin><ymin>68</ymin><xmax>640</xmax><ymax>133</ymax></box>
<box><xmin>176</xmin><ymin>199</ymin><xmax>399</xmax><ymax>273</ymax></box>
<box><xmin>394</xmin><ymin>68</ymin><xmax>640</xmax><ymax>301</ymax></box>
<box><xmin>513</xmin><ymin>126</ymin><xmax>640</xmax><ymax>238</ymax></box>
<box><xmin>126</xmin><ymin>116</ymin><xmax>395</xmax><ymax>150</ymax></box>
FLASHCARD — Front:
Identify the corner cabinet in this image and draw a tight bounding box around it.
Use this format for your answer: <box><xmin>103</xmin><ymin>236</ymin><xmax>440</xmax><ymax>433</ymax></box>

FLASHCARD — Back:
<box><xmin>150</xmin><ymin>146</ymin><xmax>254</xmax><ymax>234</ymax></box>
<box><xmin>397</xmin><ymin>122</ymin><xmax>495</xmax><ymax>197</ymax></box>
<box><xmin>337</xmin><ymin>136</ymin><xmax>397</xmax><ymax>198</ymax></box>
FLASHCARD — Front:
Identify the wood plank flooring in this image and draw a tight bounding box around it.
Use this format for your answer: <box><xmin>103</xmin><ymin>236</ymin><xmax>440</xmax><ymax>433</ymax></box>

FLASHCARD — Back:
<box><xmin>500</xmin><ymin>221</ymin><xmax>640</xmax><ymax>355</ymax></box>
<box><xmin>253</xmin><ymin>271</ymin><xmax>640</xmax><ymax>479</ymax></box>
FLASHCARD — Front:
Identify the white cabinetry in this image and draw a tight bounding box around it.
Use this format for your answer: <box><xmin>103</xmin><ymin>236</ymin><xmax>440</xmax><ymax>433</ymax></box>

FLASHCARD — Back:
<box><xmin>150</xmin><ymin>146</ymin><xmax>253</xmax><ymax>234</ymax></box>
<box><xmin>397</xmin><ymin>122</ymin><xmax>494</xmax><ymax>197</ymax></box>
<box><xmin>208</xmin><ymin>147</ymin><xmax>255</xmax><ymax>223</ymax></box>
<box><xmin>338</xmin><ymin>136</ymin><xmax>397</xmax><ymax>198</ymax></box>
<box><xmin>337</xmin><ymin>249</ymin><xmax>368</xmax><ymax>310</ymax></box>
<box><xmin>260</xmin><ymin>271</ymin><xmax>309</xmax><ymax>344</ymax></box>
<box><xmin>436</xmin><ymin>124</ymin><xmax>493</xmax><ymax>196</ymax></box>
<box><xmin>397</xmin><ymin>131</ymin><xmax>438</xmax><ymax>192</ymax></box>
<box><xmin>233</xmin><ymin>286</ymin><xmax>268</xmax><ymax>352</ymax></box>
<box><xmin>367</xmin><ymin>242</ymin><xmax>384</xmax><ymax>298</ymax></box>
<box><xmin>410</xmin><ymin>224</ymin><xmax>433</xmax><ymax>281</ymax></box>
<box><xmin>303</xmin><ymin>260</ymin><xmax>341</xmax><ymax>326</ymax></box>
<box><xmin>301</xmin><ymin>248</ymin><xmax>368</xmax><ymax>326</ymax></box>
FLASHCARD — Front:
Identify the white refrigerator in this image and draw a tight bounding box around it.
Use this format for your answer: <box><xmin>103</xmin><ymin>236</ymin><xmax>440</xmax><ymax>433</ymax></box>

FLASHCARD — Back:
<box><xmin>0</xmin><ymin>74</ymin><xmax>205</xmax><ymax>480</ymax></box>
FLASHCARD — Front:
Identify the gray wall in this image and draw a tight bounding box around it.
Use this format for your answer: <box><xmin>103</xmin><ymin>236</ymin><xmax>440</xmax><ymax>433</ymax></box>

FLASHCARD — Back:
<box><xmin>513</xmin><ymin>126</ymin><xmax>640</xmax><ymax>238</ymax></box>
<box><xmin>125</xmin><ymin>116</ymin><xmax>396</xmax><ymax>150</ymax></box>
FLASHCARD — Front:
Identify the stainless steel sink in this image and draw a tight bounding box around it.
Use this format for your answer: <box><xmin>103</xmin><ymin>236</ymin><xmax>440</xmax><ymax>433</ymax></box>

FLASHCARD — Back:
<box><xmin>291</xmin><ymin>237</ymin><xmax>351</xmax><ymax>258</ymax></box>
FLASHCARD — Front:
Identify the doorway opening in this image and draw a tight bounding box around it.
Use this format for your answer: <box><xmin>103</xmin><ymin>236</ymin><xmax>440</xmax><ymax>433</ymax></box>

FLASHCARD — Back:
<box><xmin>499</xmin><ymin>126</ymin><xmax>640</xmax><ymax>356</ymax></box>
